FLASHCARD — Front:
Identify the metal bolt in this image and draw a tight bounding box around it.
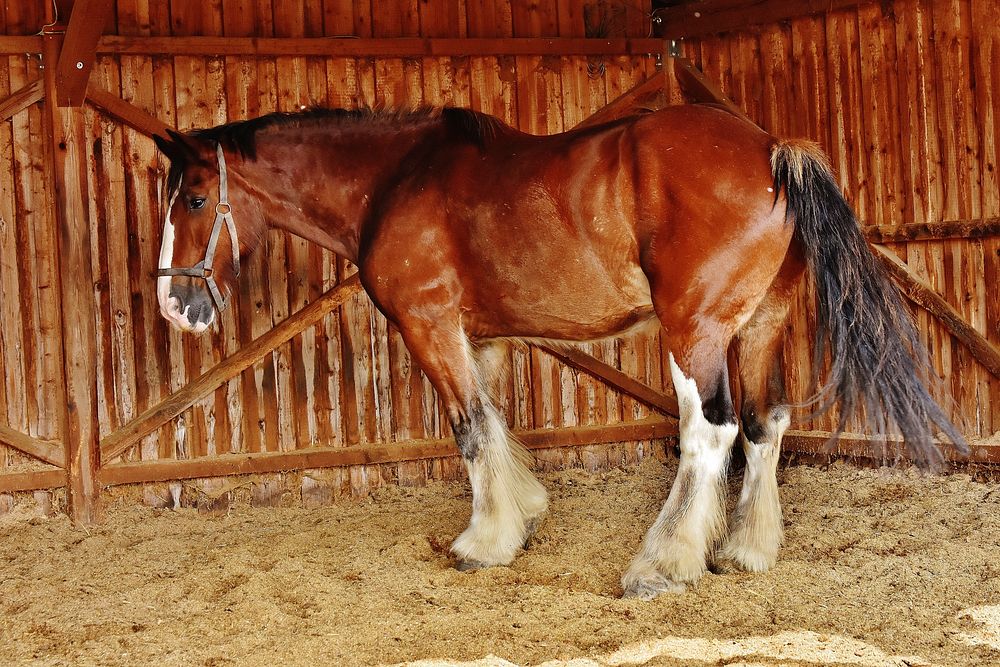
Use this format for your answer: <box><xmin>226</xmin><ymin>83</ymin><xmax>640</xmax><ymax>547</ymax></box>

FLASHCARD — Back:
<box><xmin>76</xmin><ymin>61</ymin><xmax>84</xmax><ymax>69</ymax></box>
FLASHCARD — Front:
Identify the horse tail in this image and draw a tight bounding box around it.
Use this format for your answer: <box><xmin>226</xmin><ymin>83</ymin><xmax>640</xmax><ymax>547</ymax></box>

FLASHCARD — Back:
<box><xmin>770</xmin><ymin>139</ymin><xmax>967</xmax><ymax>467</ymax></box>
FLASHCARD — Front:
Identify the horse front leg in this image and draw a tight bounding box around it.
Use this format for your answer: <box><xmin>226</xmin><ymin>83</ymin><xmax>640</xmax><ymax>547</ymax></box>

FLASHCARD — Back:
<box><xmin>399</xmin><ymin>322</ymin><xmax>548</xmax><ymax>569</ymax></box>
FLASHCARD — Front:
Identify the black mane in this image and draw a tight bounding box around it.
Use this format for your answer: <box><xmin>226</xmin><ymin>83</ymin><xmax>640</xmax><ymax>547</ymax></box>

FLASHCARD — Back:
<box><xmin>189</xmin><ymin>106</ymin><xmax>507</xmax><ymax>160</ymax></box>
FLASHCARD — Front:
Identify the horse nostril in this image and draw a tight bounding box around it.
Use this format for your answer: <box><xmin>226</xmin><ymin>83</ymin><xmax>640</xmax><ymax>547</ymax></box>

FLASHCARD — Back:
<box><xmin>167</xmin><ymin>290</ymin><xmax>186</xmax><ymax>316</ymax></box>
<box><xmin>187</xmin><ymin>300</ymin><xmax>205</xmax><ymax>325</ymax></box>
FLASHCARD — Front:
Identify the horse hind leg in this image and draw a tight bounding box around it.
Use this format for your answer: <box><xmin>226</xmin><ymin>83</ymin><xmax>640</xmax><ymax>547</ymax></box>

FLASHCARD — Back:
<box><xmin>622</xmin><ymin>338</ymin><xmax>739</xmax><ymax>599</ymax></box>
<box><xmin>716</xmin><ymin>254</ymin><xmax>802</xmax><ymax>573</ymax></box>
<box><xmin>398</xmin><ymin>322</ymin><xmax>547</xmax><ymax>568</ymax></box>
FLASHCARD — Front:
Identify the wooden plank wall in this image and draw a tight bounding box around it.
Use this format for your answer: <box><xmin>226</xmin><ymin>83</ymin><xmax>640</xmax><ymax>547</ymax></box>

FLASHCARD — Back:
<box><xmin>0</xmin><ymin>2</ymin><xmax>61</xmax><ymax>474</ymax></box>
<box><xmin>0</xmin><ymin>0</ymin><xmax>676</xmax><ymax>499</ymax></box>
<box><xmin>1</xmin><ymin>0</ymin><xmax>995</xmax><ymax>505</ymax></box>
<box><xmin>679</xmin><ymin>0</ymin><xmax>998</xmax><ymax>442</ymax></box>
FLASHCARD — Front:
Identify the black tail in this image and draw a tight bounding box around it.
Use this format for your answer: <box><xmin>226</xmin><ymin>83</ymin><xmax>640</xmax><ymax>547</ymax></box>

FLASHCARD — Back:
<box><xmin>770</xmin><ymin>140</ymin><xmax>968</xmax><ymax>467</ymax></box>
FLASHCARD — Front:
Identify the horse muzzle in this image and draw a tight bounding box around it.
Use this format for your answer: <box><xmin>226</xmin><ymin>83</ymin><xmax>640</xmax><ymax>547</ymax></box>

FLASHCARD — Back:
<box><xmin>160</xmin><ymin>279</ymin><xmax>216</xmax><ymax>334</ymax></box>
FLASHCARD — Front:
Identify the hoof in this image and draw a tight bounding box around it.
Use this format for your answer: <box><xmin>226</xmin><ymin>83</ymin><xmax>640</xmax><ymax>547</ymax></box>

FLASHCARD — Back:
<box><xmin>522</xmin><ymin>515</ymin><xmax>545</xmax><ymax>550</ymax></box>
<box><xmin>455</xmin><ymin>559</ymin><xmax>489</xmax><ymax>572</ymax></box>
<box><xmin>621</xmin><ymin>573</ymin><xmax>687</xmax><ymax>600</ymax></box>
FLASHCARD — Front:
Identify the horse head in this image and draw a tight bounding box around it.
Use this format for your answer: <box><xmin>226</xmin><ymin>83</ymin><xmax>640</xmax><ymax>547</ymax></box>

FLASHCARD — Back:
<box><xmin>153</xmin><ymin>130</ymin><xmax>264</xmax><ymax>334</ymax></box>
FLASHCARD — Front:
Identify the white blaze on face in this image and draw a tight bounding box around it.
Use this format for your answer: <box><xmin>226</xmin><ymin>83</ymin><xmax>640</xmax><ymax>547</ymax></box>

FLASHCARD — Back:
<box><xmin>157</xmin><ymin>188</ymin><xmax>189</xmax><ymax>329</ymax></box>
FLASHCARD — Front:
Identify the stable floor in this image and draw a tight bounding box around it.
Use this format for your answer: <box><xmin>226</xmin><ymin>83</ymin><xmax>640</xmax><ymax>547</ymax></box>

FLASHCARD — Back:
<box><xmin>1</xmin><ymin>459</ymin><xmax>999</xmax><ymax>667</ymax></box>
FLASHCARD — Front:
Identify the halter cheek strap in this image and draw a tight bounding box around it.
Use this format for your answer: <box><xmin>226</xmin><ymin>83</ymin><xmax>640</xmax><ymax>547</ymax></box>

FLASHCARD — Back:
<box><xmin>157</xmin><ymin>143</ymin><xmax>241</xmax><ymax>313</ymax></box>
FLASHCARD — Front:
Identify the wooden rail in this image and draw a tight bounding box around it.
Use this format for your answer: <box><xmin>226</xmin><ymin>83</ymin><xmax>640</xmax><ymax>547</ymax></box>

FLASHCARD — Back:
<box><xmin>86</xmin><ymin>87</ymin><xmax>170</xmax><ymax>138</ymax></box>
<box><xmin>7</xmin><ymin>424</ymin><xmax>994</xmax><ymax>495</ymax></box>
<box><xmin>0</xmin><ymin>80</ymin><xmax>43</xmax><ymax>123</ymax></box>
<box><xmin>0</xmin><ymin>468</ymin><xmax>66</xmax><ymax>494</ymax></box>
<box><xmin>101</xmin><ymin>275</ymin><xmax>362</xmax><ymax>463</ymax></box>
<box><xmin>53</xmin><ymin>0</ymin><xmax>116</xmax><ymax>106</ymax></box>
<box><xmin>1</xmin><ymin>35</ymin><xmax>665</xmax><ymax>57</ymax></box>
<box><xmin>44</xmin><ymin>26</ymin><xmax>102</xmax><ymax>523</ymax></box>
<box><xmin>537</xmin><ymin>344</ymin><xmax>679</xmax><ymax>417</ymax></box>
<box><xmin>863</xmin><ymin>218</ymin><xmax>1000</xmax><ymax>243</ymax></box>
<box><xmin>657</xmin><ymin>0</ymin><xmax>871</xmax><ymax>39</ymax></box>
<box><xmin>783</xmin><ymin>430</ymin><xmax>999</xmax><ymax>465</ymax></box>
<box><xmin>575</xmin><ymin>73</ymin><xmax>667</xmax><ymax>129</ymax></box>
<box><xmin>0</xmin><ymin>426</ymin><xmax>64</xmax><ymax>468</ymax></box>
<box><xmin>95</xmin><ymin>36</ymin><xmax>664</xmax><ymax>57</ymax></box>
<box><xmin>671</xmin><ymin>56</ymin><xmax>746</xmax><ymax>118</ymax></box>
<box><xmin>873</xmin><ymin>246</ymin><xmax>1000</xmax><ymax>377</ymax></box>
<box><xmin>100</xmin><ymin>418</ymin><xmax>677</xmax><ymax>486</ymax></box>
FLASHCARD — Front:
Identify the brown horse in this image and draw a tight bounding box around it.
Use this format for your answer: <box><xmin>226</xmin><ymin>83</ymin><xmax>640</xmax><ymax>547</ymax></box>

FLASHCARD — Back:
<box><xmin>152</xmin><ymin>105</ymin><xmax>966</xmax><ymax>599</ymax></box>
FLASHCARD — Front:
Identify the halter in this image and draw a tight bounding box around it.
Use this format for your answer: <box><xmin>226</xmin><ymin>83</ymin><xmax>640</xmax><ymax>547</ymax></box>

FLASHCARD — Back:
<box><xmin>157</xmin><ymin>143</ymin><xmax>240</xmax><ymax>312</ymax></box>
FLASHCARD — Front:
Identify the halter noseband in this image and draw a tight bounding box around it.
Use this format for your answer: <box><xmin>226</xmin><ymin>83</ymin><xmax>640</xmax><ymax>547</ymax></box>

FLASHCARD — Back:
<box><xmin>157</xmin><ymin>142</ymin><xmax>240</xmax><ymax>312</ymax></box>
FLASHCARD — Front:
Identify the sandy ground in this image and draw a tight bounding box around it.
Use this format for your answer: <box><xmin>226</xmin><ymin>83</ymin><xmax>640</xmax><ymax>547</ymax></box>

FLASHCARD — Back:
<box><xmin>1</xmin><ymin>459</ymin><xmax>999</xmax><ymax>667</ymax></box>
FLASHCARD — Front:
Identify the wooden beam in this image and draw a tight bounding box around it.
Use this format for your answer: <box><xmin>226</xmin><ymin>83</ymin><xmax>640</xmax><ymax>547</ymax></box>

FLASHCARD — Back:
<box><xmin>54</xmin><ymin>0</ymin><xmax>116</xmax><ymax>106</ymax></box>
<box><xmin>0</xmin><ymin>468</ymin><xmax>67</xmax><ymax>494</ymax></box>
<box><xmin>863</xmin><ymin>218</ymin><xmax>1000</xmax><ymax>243</ymax></box>
<box><xmin>100</xmin><ymin>417</ymin><xmax>677</xmax><ymax>486</ymax></box>
<box><xmin>536</xmin><ymin>344</ymin><xmax>679</xmax><ymax>417</ymax></box>
<box><xmin>671</xmin><ymin>56</ymin><xmax>746</xmax><ymax>119</ymax></box>
<box><xmin>43</xmin><ymin>32</ymin><xmax>101</xmax><ymax>523</ymax></box>
<box><xmin>657</xmin><ymin>0</ymin><xmax>869</xmax><ymax>39</ymax></box>
<box><xmin>95</xmin><ymin>36</ymin><xmax>664</xmax><ymax>57</ymax></box>
<box><xmin>574</xmin><ymin>73</ymin><xmax>667</xmax><ymax>129</ymax></box>
<box><xmin>0</xmin><ymin>36</ymin><xmax>44</xmax><ymax>54</ymax></box>
<box><xmin>873</xmin><ymin>245</ymin><xmax>1000</xmax><ymax>378</ymax></box>
<box><xmin>86</xmin><ymin>86</ymin><xmax>170</xmax><ymax>138</ymax></box>
<box><xmin>0</xmin><ymin>426</ymin><xmax>64</xmax><ymax>468</ymax></box>
<box><xmin>0</xmin><ymin>80</ymin><xmax>44</xmax><ymax>123</ymax></box>
<box><xmin>782</xmin><ymin>430</ymin><xmax>998</xmax><ymax>465</ymax></box>
<box><xmin>101</xmin><ymin>275</ymin><xmax>363</xmax><ymax>463</ymax></box>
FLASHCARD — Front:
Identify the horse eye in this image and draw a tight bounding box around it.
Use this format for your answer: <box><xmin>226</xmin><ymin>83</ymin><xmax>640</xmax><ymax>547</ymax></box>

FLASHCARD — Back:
<box><xmin>189</xmin><ymin>197</ymin><xmax>207</xmax><ymax>210</ymax></box>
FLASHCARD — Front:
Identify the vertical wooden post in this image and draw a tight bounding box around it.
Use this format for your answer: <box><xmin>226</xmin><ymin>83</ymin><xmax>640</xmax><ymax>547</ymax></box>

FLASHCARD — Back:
<box><xmin>43</xmin><ymin>31</ymin><xmax>101</xmax><ymax>523</ymax></box>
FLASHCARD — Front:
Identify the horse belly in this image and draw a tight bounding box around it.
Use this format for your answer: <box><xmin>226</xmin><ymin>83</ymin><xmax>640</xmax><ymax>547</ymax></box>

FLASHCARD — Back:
<box><xmin>464</xmin><ymin>261</ymin><xmax>656</xmax><ymax>341</ymax></box>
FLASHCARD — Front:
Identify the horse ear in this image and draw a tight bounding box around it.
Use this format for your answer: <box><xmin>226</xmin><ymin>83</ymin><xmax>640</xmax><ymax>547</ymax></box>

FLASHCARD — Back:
<box><xmin>152</xmin><ymin>132</ymin><xmax>178</xmax><ymax>161</ymax></box>
<box><xmin>155</xmin><ymin>128</ymin><xmax>211</xmax><ymax>164</ymax></box>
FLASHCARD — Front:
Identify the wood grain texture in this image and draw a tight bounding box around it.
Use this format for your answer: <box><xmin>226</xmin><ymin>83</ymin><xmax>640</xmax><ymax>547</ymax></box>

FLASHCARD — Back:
<box><xmin>0</xmin><ymin>79</ymin><xmax>42</xmax><ymax>122</ymax></box>
<box><xmin>658</xmin><ymin>0</ymin><xmax>870</xmax><ymax>39</ymax></box>
<box><xmin>0</xmin><ymin>425</ymin><xmax>64</xmax><ymax>467</ymax></box>
<box><xmin>44</xmin><ymin>34</ymin><xmax>101</xmax><ymax>523</ymax></box>
<box><xmin>101</xmin><ymin>276</ymin><xmax>362</xmax><ymax>463</ymax></box>
<box><xmin>874</xmin><ymin>245</ymin><xmax>1000</xmax><ymax>378</ymax></box>
<box><xmin>101</xmin><ymin>418</ymin><xmax>678</xmax><ymax>486</ymax></box>
<box><xmin>54</xmin><ymin>0</ymin><xmax>117</xmax><ymax>106</ymax></box>
<box><xmin>5</xmin><ymin>0</ymin><xmax>999</xmax><ymax>503</ymax></box>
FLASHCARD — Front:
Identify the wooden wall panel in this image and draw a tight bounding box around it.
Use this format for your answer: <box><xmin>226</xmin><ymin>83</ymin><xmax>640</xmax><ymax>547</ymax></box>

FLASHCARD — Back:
<box><xmin>0</xmin><ymin>48</ymin><xmax>59</xmax><ymax>472</ymax></box>
<box><xmin>2</xmin><ymin>0</ymin><xmax>995</xmax><ymax>497</ymax></box>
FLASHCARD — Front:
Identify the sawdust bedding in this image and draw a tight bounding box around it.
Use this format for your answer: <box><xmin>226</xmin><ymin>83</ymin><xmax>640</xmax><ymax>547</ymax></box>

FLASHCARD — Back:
<box><xmin>1</xmin><ymin>457</ymin><xmax>999</xmax><ymax>667</ymax></box>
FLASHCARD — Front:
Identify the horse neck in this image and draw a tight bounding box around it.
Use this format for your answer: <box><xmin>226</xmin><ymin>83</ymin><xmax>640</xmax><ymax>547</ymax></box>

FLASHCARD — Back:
<box><xmin>244</xmin><ymin>120</ymin><xmax>440</xmax><ymax>263</ymax></box>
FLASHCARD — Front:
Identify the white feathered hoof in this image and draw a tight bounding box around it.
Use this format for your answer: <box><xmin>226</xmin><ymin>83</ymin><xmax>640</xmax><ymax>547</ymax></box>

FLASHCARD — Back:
<box><xmin>621</xmin><ymin>560</ymin><xmax>688</xmax><ymax>599</ymax></box>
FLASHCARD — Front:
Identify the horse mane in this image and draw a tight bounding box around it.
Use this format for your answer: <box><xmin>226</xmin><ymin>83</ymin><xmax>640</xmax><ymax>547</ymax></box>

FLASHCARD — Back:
<box><xmin>189</xmin><ymin>106</ymin><xmax>508</xmax><ymax>160</ymax></box>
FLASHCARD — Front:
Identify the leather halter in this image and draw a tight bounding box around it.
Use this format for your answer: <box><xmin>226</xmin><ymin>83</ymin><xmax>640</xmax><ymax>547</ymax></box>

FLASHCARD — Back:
<box><xmin>157</xmin><ymin>143</ymin><xmax>240</xmax><ymax>312</ymax></box>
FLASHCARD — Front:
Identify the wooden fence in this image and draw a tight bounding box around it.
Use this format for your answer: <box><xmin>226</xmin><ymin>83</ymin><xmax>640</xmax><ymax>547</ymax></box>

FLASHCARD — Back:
<box><xmin>0</xmin><ymin>0</ymin><xmax>997</xmax><ymax>519</ymax></box>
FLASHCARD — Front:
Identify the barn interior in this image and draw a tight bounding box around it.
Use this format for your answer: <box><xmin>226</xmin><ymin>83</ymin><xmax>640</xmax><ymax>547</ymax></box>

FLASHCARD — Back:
<box><xmin>0</xmin><ymin>1</ymin><xmax>997</xmax><ymax>665</ymax></box>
